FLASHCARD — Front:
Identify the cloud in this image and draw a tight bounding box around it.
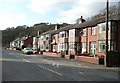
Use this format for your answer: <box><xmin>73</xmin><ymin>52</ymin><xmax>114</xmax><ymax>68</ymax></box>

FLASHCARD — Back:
<box><xmin>0</xmin><ymin>13</ymin><xmax>27</xmax><ymax>30</ymax></box>
<box><xmin>0</xmin><ymin>0</ymin><xmax>30</xmax><ymax>3</ymax></box>
<box><xmin>26</xmin><ymin>0</ymin><xmax>80</xmax><ymax>15</ymax></box>
<box><xmin>26</xmin><ymin>0</ymin><xmax>58</xmax><ymax>14</ymax></box>
<box><xmin>56</xmin><ymin>0</ymin><xmax>96</xmax><ymax>23</ymax></box>
<box><xmin>26</xmin><ymin>0</ymin><xmax>119</xmax><ymax>24</ymax></box>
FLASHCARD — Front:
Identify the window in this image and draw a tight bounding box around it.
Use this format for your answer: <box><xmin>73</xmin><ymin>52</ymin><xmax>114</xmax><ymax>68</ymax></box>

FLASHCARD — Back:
<box><xmin>98</xmin><ymin>41</ymin><xmax>110</xmax><ymax>52</ymax></box>
<box><xmin>110</xmin><ymin>41</ymin><xmax>116</xmax><ymax>51</ymax></box>
<box><xmin>98</xmin><ymin>23</ymin><xmax>106</xmax><ymax>33</ymax></box>
<box><xmin>82</xmin><ymin>29</ymin><xmax>86</xmax><ymax>36</ymax></box>
<box><xmin>45</xmin><ymin>44</ymin><xmax>49</xmax><ymax>49</ymax></box>
<box><xmin>69</xmin><ymin>43</ymin><xmax>75</xmax><ymax>50</ymax></box>
<box><xmin>40</xmin><ymin>36</ymin><xmax>44</xmax><ymax>40</ymax></box>
<box><xmin>59</xmin><ymin>31</ymin><xmax>66</xmax><ymax>38</ymax></box>
<box><xmin>91</xmin><ymin>27</ymin><xmax>96</xmax><ymax>35</ymax></box>
<box><xmin>111</xmin><ymin>21</ymin><xmax>117</xmax><ymax>33</ymax></box>
<box><xmin>61</xmin><ymin>34</ymin><xmax>64</xmax><ymax>37</ymax></box>
<box><xmin>69</xmin><ymin>29</ymin><xmax>75</xmax><ymax>37</ymax></box>
<box><xmin>58</xmin><ymin>43</ymin><xmax>66</xmax><ymax>51</ymax></box>
<box><xmin>46</xmin><ymin>37</ymin><xmax>48</xmax><ymax>40</ymax></box>
<box><xmin>98</xmin><ymin>41</ymin><xmax>106</xmax><ymax>52</ymax></box>
<box><xmin>59</xmin><ymin>44</ymin><xmax>62</xmax><ymax>50</ymax></box>
<box><xmin>53</xmin><ymin>45</ymin><xmax>56</xmax><ymax>50</ymax></box>
<box><xmin>82</xmin><ymin>42</ymin><xmax>86</xmax><ymax>49</ymax></box>
<box><xmin>62</xmin><ymin>43</ymin><xmax>65</xmax><ymax>50</ymax></box>
<box><xmin>98</xmin><ymin>22</ymin><xmax>110</xmax><ymax>33</ymax></box>
<box><xmin>102</xmin><ymin>24</ymin><xmax>106</xmax><ymax>32</ymax></box>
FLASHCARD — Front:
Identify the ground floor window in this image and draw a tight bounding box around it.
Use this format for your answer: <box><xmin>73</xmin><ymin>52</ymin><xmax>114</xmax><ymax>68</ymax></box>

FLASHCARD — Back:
<box><xmin>40</xmin><ymin>45</ymin><xmax>45</xmax><ymax>50</ymax></box>
<box><xmin>98</xmin><ymin>40</ymin><xmax>110</xmax><ymax>52</ymax></box>
<box><xmin>45</xmin><ymin>44</ymin><xmax>50</xmax><ymax>50</ymax></box>
<box><xmin>110</xmin><ymin>41</ymin><xmax>116</xmax><ymax>51</ymax></box>
<box><xmin>69</xmin><ymin>43</ymin><xmax>75</xmax><ymax>51</ymax></box>
<box><xmin>98</xmin><ymin>41</ymin><xmax>106</xmax><ymax>52</ymax></box>
<box><xmin>58</xmin><ymin>43</ymin><xmax>67</xmax><ymax>51</ymax></box>
<box><xmin>69</xmin><ymin>43</ymin><xmax>80</xmax><ymax>54</ymax></box>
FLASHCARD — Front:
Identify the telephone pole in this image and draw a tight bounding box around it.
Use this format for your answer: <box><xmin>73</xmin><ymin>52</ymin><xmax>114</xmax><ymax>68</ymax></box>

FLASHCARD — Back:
<box><xmin>106</xmin><ymin>0</ymin><xmax>109</xmax><ymax>67</ymax></box>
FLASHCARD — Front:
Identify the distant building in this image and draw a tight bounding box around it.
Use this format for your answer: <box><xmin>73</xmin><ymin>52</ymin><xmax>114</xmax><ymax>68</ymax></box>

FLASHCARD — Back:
<box><xmin>10</xmin><ymin>35</ymin><xmax>33</xmax><ymax>50</ymax></box>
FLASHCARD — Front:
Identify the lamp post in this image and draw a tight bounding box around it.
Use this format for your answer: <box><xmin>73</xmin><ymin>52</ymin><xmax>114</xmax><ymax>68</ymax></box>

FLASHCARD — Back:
<box><xmin>106</xmin><ymin>0</ymin><xmax>109</xmax><ymax>67</ymax></box>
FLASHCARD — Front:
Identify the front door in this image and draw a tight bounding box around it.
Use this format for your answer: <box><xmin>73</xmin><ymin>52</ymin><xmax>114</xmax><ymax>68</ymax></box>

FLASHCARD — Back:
<box><xmin>90</xmin><ymin>42</ymin><xmax>96</xmax><ymax>56</ymax></box>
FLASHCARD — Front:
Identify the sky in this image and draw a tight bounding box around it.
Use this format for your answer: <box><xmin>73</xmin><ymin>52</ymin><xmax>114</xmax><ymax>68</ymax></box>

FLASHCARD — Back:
<box><xmin>0</xmin><ymin>0</ymin><xmax>119</xmax><ymax>30</ymax></box>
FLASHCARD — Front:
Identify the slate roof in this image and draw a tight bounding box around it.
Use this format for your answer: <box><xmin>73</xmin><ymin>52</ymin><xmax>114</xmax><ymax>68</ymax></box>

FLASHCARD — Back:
<box><xmin>39</xmin><ymin>13</ymin><xmax>119</xmax><ymax>36</ymax></box>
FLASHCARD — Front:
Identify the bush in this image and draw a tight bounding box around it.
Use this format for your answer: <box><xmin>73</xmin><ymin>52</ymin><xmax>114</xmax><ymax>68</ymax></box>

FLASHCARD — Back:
<box><xmin>82</xmin><ymin>51</ymin><xmax>92</xmax><ymax>57</ymax></box>
<box><xmin>60</xmin><ymin>51</ymin><xmax>65</xmax><ymax>58</ymax></box>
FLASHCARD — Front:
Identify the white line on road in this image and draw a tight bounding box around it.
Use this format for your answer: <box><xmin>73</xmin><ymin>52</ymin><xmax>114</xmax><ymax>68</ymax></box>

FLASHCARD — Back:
<box><xmin>38</xmin><ymin>65</ymin><xmax>62</xmax><ymax>76</ymax></box>
<box><xmin>22</xmin><ymin>59</ymin><xmax>30</xmax><ymax>63</ymax></box>
<box><xmin>79</xmin><ymin>72</ymin><xmax>84</xmax><ymax>75</ymax></box>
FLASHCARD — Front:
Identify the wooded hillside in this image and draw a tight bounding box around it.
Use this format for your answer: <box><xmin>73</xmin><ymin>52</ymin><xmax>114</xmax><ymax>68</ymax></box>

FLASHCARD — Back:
<box><xmin>2</xmin><ymin>23</ymin><xmax>69</xmax><ymax>47</ymax></box>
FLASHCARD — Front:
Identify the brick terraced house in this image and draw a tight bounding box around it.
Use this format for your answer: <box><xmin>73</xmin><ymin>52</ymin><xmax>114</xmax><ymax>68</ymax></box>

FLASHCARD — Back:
<box><xmin>38</xmin><ymin>13</ymin><xmax>120</xmax><ymax>59</ymax></box>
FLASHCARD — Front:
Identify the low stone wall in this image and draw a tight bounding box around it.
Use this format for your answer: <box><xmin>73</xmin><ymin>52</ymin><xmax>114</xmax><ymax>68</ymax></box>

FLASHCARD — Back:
<box><xmin>65</xmin><ymin>55</ymin><xmax>70</xmax><ymax>59</ymax></box>
<box><xmin>76</xmin><ymin>56</ymin><xmax>99</xmax><ymax>64</ymax></box>
<box><xmin>43</xmin><ymin>52</ymin><xmax>60</xmax><ymax>57</ymax></box>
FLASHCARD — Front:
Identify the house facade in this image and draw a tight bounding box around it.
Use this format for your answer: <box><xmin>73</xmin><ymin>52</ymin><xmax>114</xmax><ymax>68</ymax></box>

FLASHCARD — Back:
<box><xmin>10</xmin><ymin>35</ymin><xmax>33</xmax><ymax>50</ymax></box>
<box><xmin>38</xmin><ymin>14</ymin><xmax>120</xmax><ymax>58</ymax></box>
<box><xmin>81</xmin><ymin>20</ymin><xmax>119</xmax><ymax>56</ymax></box>
<box><xmin>38</xmin><ymin>30</ymin><xmax>54</xmax><ymax>52</ymax></box>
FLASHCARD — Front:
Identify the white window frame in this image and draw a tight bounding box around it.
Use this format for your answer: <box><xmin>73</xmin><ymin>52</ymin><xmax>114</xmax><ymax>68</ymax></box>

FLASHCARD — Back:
<box><xmin>69</xmin><ymin>29</ymin><xmax>75</xmax><ymax>37</ymax></box>
<box><xmin>91</xmin><ymin>26</ymin><xmax>96</xmax><ymax>35</ymax></box>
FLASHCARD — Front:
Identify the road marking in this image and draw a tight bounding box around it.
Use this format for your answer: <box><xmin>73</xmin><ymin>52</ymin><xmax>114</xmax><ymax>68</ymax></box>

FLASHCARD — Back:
<box><xmin>52</xmin><ymin>63</ymin><xmax>60</xmax><ymax>68</ymax></box>
<box><xmin>22</xmin><ymin>59</ymin><xmax>30</xmax><ymax>63</ymax></box>
<box><xmin>38</xmin><ymin>65</ymin><xmax>62</xmax><ymax>76</ymax></box>
<box><xmin>79</xmin><ymin>72</ymin><xmax>84</xmax><ymax>75</ymax></box>
<box><xmin>56</xmin><ymin>64</ymin><xmax>59</xmax><ymax>68</ymax></box>
<box><xmin>53</xmin><ymin>63</ymin><xmax>55</xmax><ymax>66</ymax></box>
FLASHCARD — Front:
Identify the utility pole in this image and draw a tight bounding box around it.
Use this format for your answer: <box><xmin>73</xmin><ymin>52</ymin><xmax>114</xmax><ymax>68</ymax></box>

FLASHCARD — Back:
<box><xmin>106</xmin><ymin>0</ymin><xmax>109</xmax><ymax>67</ymax></box>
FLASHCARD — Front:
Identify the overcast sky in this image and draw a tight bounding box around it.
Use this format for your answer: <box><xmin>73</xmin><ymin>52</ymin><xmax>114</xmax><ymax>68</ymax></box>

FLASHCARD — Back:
<box><xmin>0</xmin><ymin>0</ymin><xmax>119</xmax><ymax>30</ymax></box>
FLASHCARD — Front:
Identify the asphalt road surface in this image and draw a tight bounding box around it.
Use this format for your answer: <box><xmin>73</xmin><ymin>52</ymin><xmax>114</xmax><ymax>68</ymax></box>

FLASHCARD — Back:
<box><xmin>1</xmin><ymin>49</ymin><xmax>119</xmax><ymax>82</ymax></box>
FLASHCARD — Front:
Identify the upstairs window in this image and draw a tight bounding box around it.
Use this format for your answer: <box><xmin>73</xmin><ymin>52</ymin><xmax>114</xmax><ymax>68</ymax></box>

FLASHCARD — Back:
<box><xmin>82</xmin><ymin>29</ymin><xmax>86</xmax><ymax>36</ymax></box>
<box><xmin>46</xmin><ymin>37</ymin><xmax>49</xmax><ymax>40</ymax></box>
<box><xmin>91</xmin><ymin>27</ymin><xmax>96</xmax><ymax>35</ymax></box>
<box><xmin>82</xmin><ymin>42</ymin><xmax>86</xmax><ymax>49</ymax></box>
<box><xmin>69</xmin><ymin>29</ymin><xmax>75</xmax><ymax>37</ymax></box>
<box><xmin>98</xmin><ymin>22</ymin><xmax>110</xmax><ymax>33</ymax></box>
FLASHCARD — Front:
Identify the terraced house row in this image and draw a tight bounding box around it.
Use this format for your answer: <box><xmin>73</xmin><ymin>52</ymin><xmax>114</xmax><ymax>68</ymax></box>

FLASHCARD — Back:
<box><xmin>37</xmin><ymin>13</ymin><xmax>120</xmax><ymax>58</ymax></box>
<box><xmin>10</xmin><ymin>13</ymin><xmax>120</xmax><ymax>65</ymax></box>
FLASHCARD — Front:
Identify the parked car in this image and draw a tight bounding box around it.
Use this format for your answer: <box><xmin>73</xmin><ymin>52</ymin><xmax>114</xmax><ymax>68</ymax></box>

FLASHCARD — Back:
<box><xmin>22</xmin><ymin>48</ymin><xmax>33</xmax><ymax>54</ymax></box>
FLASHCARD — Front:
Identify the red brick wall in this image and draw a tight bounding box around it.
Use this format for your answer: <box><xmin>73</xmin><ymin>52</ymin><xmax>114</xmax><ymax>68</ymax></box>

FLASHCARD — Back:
<box><xmin>76</xmin><ymin>56</ymin><xmax>99</xmax><ymax>64</ymax></box>
<box><xmin>81</xmin><ymin>26</ymin><xmax>98</xmax><ymax>53</ymax></box>
<box><xmin>24</xmin><ymin>37</ymin><xmax>33</xmax><ymax>47</ymax></box>
<box><xmin>43</xmin><ymin>52</ymin><xmax>60</xmax><ymax>57</ymax></box>
<box><xmin>87</xmin><ymin>26</ymin><xmax>98</xmax><ymax>53</ymax></box>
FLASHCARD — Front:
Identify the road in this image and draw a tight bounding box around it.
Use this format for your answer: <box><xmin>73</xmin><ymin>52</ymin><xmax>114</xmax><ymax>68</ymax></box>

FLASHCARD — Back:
<box><xmin>1</xmin><ymin>49</ymin><xmax>119</xmax><ymax>81</ymax></box>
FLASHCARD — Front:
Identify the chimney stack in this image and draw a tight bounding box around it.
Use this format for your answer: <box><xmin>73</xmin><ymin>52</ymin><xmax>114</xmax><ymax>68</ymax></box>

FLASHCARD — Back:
<box><xmin>77</xmin><ymin>16</ymin><xmax>85</xmax><ymax>24</ymax></box>
<box><xmin>55</xmin><ymin>24</ymin><xmax>58</xmax><ymax>30</ymax></box>
<box><xmin>38</xmin><ymin>31</ymin><xmax>40</xmax><ymax>36</ymax></box>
